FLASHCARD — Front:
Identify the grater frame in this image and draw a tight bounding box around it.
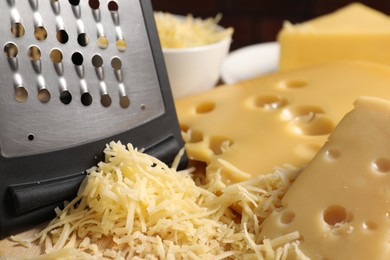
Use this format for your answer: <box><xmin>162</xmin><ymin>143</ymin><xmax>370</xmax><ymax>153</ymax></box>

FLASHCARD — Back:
<box><xmin>0</xmin><ymin>0</ymin><xmax>187</xmax><ymax>238</ymax></box>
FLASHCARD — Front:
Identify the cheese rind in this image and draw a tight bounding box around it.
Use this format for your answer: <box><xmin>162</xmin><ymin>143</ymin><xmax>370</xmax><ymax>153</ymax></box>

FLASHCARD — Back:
<box><xmin>176</xmin><ymin>61</ymin><xmax>390</xmax><ymax>183</ymax></box>
<box><xmin>278</xmin><ymin>3</ymin><xmax>390</xmax><ymax>71</ymax></box>
<box><xmin>260</xmin><ymin>96</ymin><xmax>390</xmax><ymax>259</ymax></box>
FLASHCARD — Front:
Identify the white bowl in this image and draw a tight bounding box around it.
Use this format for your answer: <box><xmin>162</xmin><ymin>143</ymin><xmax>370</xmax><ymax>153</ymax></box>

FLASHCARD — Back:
<box><xmin>162</xmin><ymin>36</ymin><xmax>232</xmax><ymax>99</ymax></box>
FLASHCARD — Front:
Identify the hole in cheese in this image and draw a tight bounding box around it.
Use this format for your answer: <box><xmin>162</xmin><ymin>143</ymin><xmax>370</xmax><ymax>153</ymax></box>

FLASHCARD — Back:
<box><xmin>253</xmin><ymin>95</ymin><xmax>287</xmax><ymax>110</ymax></box>
<box><xmin>290</xmin><ymin>113</ymin><xmax>334</xmax><ymax>136</ymax></box>
<box><xmin>278</xmin><ymin>78</ymin><xmax>308</xmax><ymax>89</ymax></box>
<box><xmin>280</xmin><ymin>210</ymin><xmax>295</xmax><ymax>225</ymax></box>
<box><xmin>180</xmin><ymin>124</ymin><xmax>189</xmax><ymax>132</ymax></box>
<box><xmin>282</xmin><ymin>104</ymin><xmax>325</xmax><ymax>121</ymax></box>
<box><xmin>196</xmin><ymin>101</ymin><xmax>215</xmax><ymax>114</ymax></box>
<box><xmin>209</xmin><ymin>135</ymin><xmax>234</xmax><ymax>155</ymax></box>
<box><xmin>188</xmin><ymin>160</ymin><xmax>207</xmax><ymax>185</ymax></box>
<box><xmin>362</xmin><ymin>221</ymin><xmax>378</xmax><ymax>231</ymax></box>
<box><xmin>324</xmin><ymin>148</ymin><xmax>341</xmax><ymax>160</ymax></box>
<box><xmin>323</xmin><ymin>205</ymin><xmax>352</xmax><ymax>227</ymax></box>
<box><xmin>188</xmin><ymin>129</ymin><xmax>203</xmax><ymax>143</ymax></box>
<box><xmin>372</xmin><ymin>157</ymin><xmax>390</xmax><ymax>173</ymax></box>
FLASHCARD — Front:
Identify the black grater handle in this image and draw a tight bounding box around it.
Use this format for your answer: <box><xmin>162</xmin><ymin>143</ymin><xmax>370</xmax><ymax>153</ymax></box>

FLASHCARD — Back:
<box><xmin>7</xmin><ymin>174</ymin><xmax>85</xmax><ymax>215</ymax></box>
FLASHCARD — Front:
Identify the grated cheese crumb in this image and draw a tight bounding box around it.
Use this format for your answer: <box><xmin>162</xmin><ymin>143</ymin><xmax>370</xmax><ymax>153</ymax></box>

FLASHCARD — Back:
<box><xmin>11</xmin><ymin>141</ymin><xmax>307</xmax><ymax>259</ymax></box>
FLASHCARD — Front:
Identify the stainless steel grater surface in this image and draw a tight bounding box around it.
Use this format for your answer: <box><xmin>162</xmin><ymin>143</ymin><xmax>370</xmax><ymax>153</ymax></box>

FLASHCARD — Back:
<box><xmin>0</xmin><ymin>0</ymin><xmax>186</xmax><ymax>238</ymax></box>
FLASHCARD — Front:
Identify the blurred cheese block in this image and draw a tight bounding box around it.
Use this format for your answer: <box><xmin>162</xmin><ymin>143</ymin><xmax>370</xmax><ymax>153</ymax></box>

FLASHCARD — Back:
<box><xmin>260</xmin><ymin>96</ymin><xmax>390</xmax><ymax>259</ymax></box>
<box><xmin>175</xmin><ymin>61</ymin><xmax>390</xmax><ymax>184</ymax></box>
<box><xmin>278</xmin><ymin>3</ymin><xmax>390</xmax><ymax>71</ymax></box>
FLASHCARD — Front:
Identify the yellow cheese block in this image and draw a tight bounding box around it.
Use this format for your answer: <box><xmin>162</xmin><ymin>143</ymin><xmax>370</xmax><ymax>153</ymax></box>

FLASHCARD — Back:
<box><xmin>278</xmin><ymin>3</ymin><xmax>390</xmax><ymax>71</ymax></box>
<box><xmin>175</xmin><ymin>61</ymin><xmax>390</xmax><ymax>184</ymax></box>
<box><xmin>260</xmin><ymin>96</ymin><xmax>390</xmax><ymax>259</ymax></box>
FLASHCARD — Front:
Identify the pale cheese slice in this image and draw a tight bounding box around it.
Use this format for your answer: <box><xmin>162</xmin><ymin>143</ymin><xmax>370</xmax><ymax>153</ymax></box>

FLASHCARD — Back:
<box><xmin>278</xmin><ymin>3</ymin><xmax>390</xmax><ymax>70</ymax></box>
<box><xmin>260</xmin><ymin>96</ymin><xmax>390</xmax><ymax>259</ymax></box>
<box><xmin>175</xmin><ymin>61</ymin><xmax>390</xmax><ymax>184</ymax></box>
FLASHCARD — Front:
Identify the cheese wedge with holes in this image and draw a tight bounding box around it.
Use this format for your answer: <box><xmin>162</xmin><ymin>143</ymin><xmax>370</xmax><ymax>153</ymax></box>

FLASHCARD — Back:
<box><xmin>175</xmin><ymin>61</ymin><xmax>390</xmax><ymax>184</ymax></box>
<box><xmin>278</xmin><ymin>3</ymin><xmax>390</xmax><ymax>71</ymax></box>
<box><xmin>260</xmin><ymin>96</ymin><xmax>390</xmax><ymax>259</ymax></box>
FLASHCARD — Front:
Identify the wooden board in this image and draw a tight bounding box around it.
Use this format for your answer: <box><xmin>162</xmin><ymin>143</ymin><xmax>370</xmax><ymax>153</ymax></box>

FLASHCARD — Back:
<box><xmin>0</xmin><ymin>225</ymin><xmax>117</xmax><ymax>257</ymax></box>
<box><xmin>0</xmin><ymin>227</ymin><xmax>44</xmax><ymax>257</ymax></box>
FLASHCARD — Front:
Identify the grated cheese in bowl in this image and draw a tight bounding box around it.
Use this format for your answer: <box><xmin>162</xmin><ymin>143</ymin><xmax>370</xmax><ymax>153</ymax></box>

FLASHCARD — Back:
<box><xmin>10</xmin><ymin>141</ymin><xmax>308</xmax><ymax>259</ymax></box>
<box><xmin>153</xmin><ymin>12</ymin><xmax>234</xmax><ymax>99</ymax></box>
<box><xmin>154</xmin><ymin>12</ymin><xmax>233</xmax><ymax>49</ymax></box>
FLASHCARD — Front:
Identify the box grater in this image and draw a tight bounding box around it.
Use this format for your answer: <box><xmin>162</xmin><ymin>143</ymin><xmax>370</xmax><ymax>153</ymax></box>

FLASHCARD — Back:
<box><xmin>0</xmin><ymin>0</ymin><xmax>186</xmax><ymax>238</ymax></box>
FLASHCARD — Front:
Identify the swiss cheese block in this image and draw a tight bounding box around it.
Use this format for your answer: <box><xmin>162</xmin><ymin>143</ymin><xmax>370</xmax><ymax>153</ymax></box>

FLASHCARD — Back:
<box><xmin>260</xmin><ymin>96</ymin><xmax>390</xmax><ymax>259</ymax></box>
<box><xmin>278</xmin><ymin>3</ymin><xmax>390</xmax><ymax>71</ymax></box>
<box><xmin>175</xmin><ymin>61</ymin><xmax>390</xmax><ymax>184</ymax></box>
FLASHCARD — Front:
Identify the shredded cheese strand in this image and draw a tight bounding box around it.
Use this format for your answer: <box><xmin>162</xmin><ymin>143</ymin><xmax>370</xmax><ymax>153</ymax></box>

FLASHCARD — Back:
<box><xmin>10</xmin><ymin>141</ymin><xmax>307</xmax><ymax>259</ymax></box>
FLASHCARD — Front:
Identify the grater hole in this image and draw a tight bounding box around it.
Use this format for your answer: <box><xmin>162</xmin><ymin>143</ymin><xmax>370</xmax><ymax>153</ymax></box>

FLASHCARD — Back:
<box><xmin>77</xmin><ymin>33</ymin><xmax>89</xmax><ymax>47</ymax></box>
<box><xmin>11</xmin><ymin>22</ymin><xmax>25</xmax><ymax>38</ymax></box>
<box><xmin>69</xmin><ymin>0</ymin><xmax>80</xmax><ymax>6</ymax></box>
<box><xmin>50</xmin><ymin>49</ymin><xmax>63</xmax><ymax>63</ymax></box>
<box><xmin>89</xmin><ymin>0</ymin><xmax>100</xmax><ymax>9</ymax></box>
<box><xmin>111</xmin><ymin>57</ymin><xmax>122</xmax><ymax>70</ymax></box>
<box><xmin>14</xmin><ymin>87</ymin><xmax>28</xmax><ymax>103</ymax></box>
<box><xmin>81</xmin><ymin>92</ymin><xmax>93</xmax><ymax>106</ymax></box>
<box><xmin>27</xmin><ymin>45</ymin><xmax>41</xmax><ymax>61</ymax></box>
<box><xmin>29</xmin><ymin>0</ymin><xmax>38</xmax><ymax>10</ymax></box>
<box><xmin>92</xmin><ymin>54</ymin><xmax>103</xmax><ymax>68</ymax></box>
<box><xmin>4</xmin><ymin>42</ymin><xmax>18</xmax><ymax>58</ymax></box>
<box><xmin>116</xmin><ymin>39</ymin><xmax>127</xmax><ymax>52</ymax></box>
<box><xmin>57</xmin><ymin>30</ymin><xmax>69</xmax><ymax>44</ymax></box>
<box><xmin>101</xmin><ymin>94</ymin><xmax>111</xmax><ymax>107</ymax></box>
<box><xmin>120</xmin><ymin>96</ymin><xmax>130</xmax><ymax>109</ymax></box>
<box><xmin>34</xmin><ymin>26</ymin><xmax>48</xmax><ymax>41</ymax></box>
<box><xmin>7</xmin><ymin>0</ymin><xmax>15</xmax><ymax>7</ymax></box>
<box><xmin>140</xmin><ymin>104</ymin><xmax>146</xmax><ymax>111</ymax></box>
<box><xmin>60</xmin><ymin>90</ymin><xmax>72</xmax><ymax>105</ymax></box>
<box><xmin>97</xmin><ymin>36</ymin><xmax>108</xmax><ymax>49</ymax></box>
<box><xmin>50</xmin><ymin>0</ymin><xmax>60</xmax><ymax>14</ymax></box>
<box><xmin>108</xmin><ymin>1</ymin><xmax>118</xmax><ymax>11</ymax></box>
<box><xmin>37</xmin><ymin>89</ymin><xmax>51</xmax><ymax>103</ymax></box>
<box><xmin>71</xmin><ymin>52</ymin><xmax>83</xmax><ymax>65</ymax></box>
<box><xmin>28</xmin><ymin>133</ymin><xmax>34</xmax><ymax>141</ymax></box>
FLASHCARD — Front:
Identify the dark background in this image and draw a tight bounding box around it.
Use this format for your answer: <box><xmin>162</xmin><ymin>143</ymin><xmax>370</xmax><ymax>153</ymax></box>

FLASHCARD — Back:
<box><xmin>151</xmin><ymin>0</ymin><xmax>390</xmax><ymax>51</ymax></box>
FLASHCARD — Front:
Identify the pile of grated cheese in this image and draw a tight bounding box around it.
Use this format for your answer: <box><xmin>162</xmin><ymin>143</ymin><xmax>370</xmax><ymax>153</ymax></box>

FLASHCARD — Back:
<box><xmin>154</xmin><ymin>12</ymin><xmax>233</xmax><ymax>48</ymax></box>
<box><xmin>12</xmin><ymin>141</ymin><xmax>308</xmax><ymax>260</ymax></box>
